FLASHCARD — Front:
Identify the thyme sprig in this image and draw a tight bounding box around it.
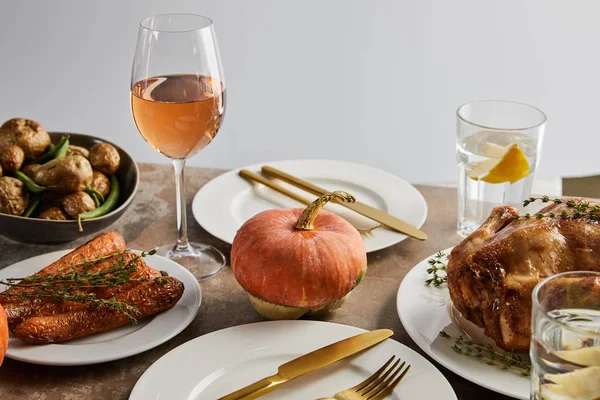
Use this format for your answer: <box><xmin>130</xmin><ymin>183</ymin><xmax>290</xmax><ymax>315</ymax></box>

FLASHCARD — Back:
<box><xmin>425</xmin><ymin>251</ymin><xmax>448</xmax><ymax>286</ymax></box>
<box><xmin>439</xmin><ymin>330</ymin><xmax>531</xmax><ymax>377</ymax></box>
<box><xmin>510</xmin><ymin>196</ymin><xmax>600</xmax><ymax>221</ymax></box>
<box><xmin>0</xmin><ymin>249</ymin><xmax>159</xmax><ymax>323</ymax></box>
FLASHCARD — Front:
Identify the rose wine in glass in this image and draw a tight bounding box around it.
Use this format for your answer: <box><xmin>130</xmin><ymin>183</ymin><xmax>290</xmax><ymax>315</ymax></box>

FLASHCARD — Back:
<box><xmin>131</xmin><ymin>14</ymin><xmax>226</xmax><ymax>279</ymax></box>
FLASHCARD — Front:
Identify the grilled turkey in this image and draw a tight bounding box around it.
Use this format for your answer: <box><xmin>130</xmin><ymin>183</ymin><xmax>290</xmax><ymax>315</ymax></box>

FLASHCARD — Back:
<box><xmin>447</xmin><ymin>198</ymin><xmax>600</xmax><ymax>352</ymax></box>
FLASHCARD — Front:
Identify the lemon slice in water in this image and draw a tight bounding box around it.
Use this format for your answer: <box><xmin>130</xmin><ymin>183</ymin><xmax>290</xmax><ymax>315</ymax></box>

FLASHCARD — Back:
<box><xmin>541</xmin><ymin>366</ymin><xmax>600</xmax><ymax>400</ymax></box>
<box><xmin>481</xmin><ymin>142</ymin><xmax>510</xmax><ymax>158</ymax></box>
<box><xmin>555</xmin><ymin>347</ymin><xmax>600</xmax><ymax>367</ymax></box>
<box><xmin>467</xmin><ymin>143</ymin><xmax>530</xmax><ymax>184</ymax></box>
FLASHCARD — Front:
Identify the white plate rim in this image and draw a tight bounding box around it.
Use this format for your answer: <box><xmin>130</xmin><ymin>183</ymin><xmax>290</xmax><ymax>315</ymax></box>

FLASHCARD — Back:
<box><xmin>0</xmin><ymin>249</ymin><xmax>202</xmax><ymax>366</ymax></box>
<box><xmin>192</xmin><ymin>159</ymin><xmax>428</xmax><ymax>253</ymax></box>
<box><xmin>396</xmin><ymin>248</ymin><xmax>529</xmax><ymax>399</ymax></box>
<box><xmin>130</xmin><ymin>320</ymin><xmax>457</xmax><ymax>400</ymax></box>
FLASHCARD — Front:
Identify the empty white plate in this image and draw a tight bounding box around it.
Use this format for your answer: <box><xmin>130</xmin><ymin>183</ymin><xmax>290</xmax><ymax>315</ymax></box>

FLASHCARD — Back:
<box><xmin>192</xmin><ymin>159</ymin><xmax>427</xmax><ymax>253</ymax></box>
<box><xmin>130</xmin><ymin>320</ymin><xmax>456</xmax><ymax>399</ymax></box>
<box><xmin>0</xmin><ymin>250</ymin><xmax>202</xmax><ymax>366</ymax></box>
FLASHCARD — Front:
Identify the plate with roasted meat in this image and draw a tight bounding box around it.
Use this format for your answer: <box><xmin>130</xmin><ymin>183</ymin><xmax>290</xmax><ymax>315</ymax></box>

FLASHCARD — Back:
<box><xmin>0</xmin><ymin>232</ymin><xmax>201</xmax><ymax>365</ymax></box>
<box><xmin>398</xmin><ymin>198</ymin><xmax>600</xmax><ymax>399</ymax></box>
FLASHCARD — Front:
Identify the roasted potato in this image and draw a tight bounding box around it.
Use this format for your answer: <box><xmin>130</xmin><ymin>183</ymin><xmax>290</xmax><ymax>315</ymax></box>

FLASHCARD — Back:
<box><xmin>38</xmin><ymin>207</ymin><xmax>70</xmax><ymax>220</ymax></box>
<box><xmin>0</xmin><ymin>163</ymin><xmax>3</xmax><ymax>178</ymax></box>
<box><xmin>90</xmin><ymin>171</ymin><xmax>110</xmax><ymax>198</ymax></box>
<box><xmin>62</xmin><ymin>192</ymin><xmax>95</xmax><ymax>218</ymax></box>
<box><xmin>0</xmin><ymin>145</ymin><xmax>25</xmax><ymax>174</ymax></box>
<box><xmin>32</xmin><ymin>156</ymin><xmax>93</xmax><ymax>194</ymax></box>
<box><xmin>0</xmin><ymin>176</ymin><xmax>29</xmax><ymax>216</ymax></box>
<box><xmin>0</xmin><ymin>118</ymin><xmax>51</xmax><ymax>159</ymax></box>
<box><xmin>21</xmin><ymin>163</ymin><xmax>42</xmax><ymax>179</ymax></box>
<box><xmin>89</xmin><ymin>143</ymin><xmax>120</xmax><ymax>176</ymax></box>
<box><xmin>66</xmin><ymin>145</ymin><xmax>89</xmax><ymax>159</ymax></box>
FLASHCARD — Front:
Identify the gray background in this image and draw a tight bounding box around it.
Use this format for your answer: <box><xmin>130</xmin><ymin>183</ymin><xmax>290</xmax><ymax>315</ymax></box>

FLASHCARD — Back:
<box><xmin>0</xmin><ymin>0</ymin><xmax>596</xmax><ymax>184</ymax></box>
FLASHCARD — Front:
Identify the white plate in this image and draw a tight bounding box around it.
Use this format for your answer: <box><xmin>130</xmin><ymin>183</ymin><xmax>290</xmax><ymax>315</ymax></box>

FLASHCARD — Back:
<box><xmin>0</xmin><ymin>249</ymin><xmax>202</xmax><ymax>366</ymax></box>
<box><xmin>396</xmin><ymin>248</ymin><xmax>529</xmax><ymax>399</ymax></box>
<box><xmin>130</xmin><ymin>320</ymin><xmax>456</xmax><ymax>399</ymax></box>
<box><xmin>192</xmin><ymin>160</ymin><xmax>428</xmax><ymax>253</ymax></box>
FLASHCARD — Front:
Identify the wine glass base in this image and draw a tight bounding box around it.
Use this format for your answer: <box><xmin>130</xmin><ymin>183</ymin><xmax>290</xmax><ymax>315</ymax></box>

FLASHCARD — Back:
<box><xmin>155</xmin><ymin>242</ymin><xmax>226</xmax><ymax>281</ymax></box>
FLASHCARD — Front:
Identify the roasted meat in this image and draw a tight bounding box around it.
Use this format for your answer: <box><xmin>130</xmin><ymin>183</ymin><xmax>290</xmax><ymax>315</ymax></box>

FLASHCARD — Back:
<box><xmin>447</xmin><ymin>199</ymin><xmax>600</xmax><ymax>352</ymax></box>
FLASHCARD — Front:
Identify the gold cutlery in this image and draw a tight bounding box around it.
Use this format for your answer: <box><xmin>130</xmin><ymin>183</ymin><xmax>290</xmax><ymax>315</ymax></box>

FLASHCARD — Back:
<box><xmin>239</xmin><ymin>169</ymin><xmax>312</xmax><ymax>206</ymax></box>
<box><xmin>217</xmin><ymin>329</ymin><xmax>393</xmax><ymax>400</ymax></box>
<box><xmin>239</xmin><ymin>169</ymin><xmax>381</xmax><ymax>234</ymax></box>
<box><xmin>317</xmin><ymin>355</ymin><xmax>411</xmax><ymax>400</ymax></box>
<box><xmin>261</xmin><ymin>165</ymin><xmax>428</xmax><ymax>240</ymax></box>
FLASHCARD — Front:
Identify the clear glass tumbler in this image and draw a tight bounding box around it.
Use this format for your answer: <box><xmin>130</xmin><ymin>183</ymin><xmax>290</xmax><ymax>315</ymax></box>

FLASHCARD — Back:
<box><xmin>456</xmin><ymin>100</ymin><xmax>546</xmax><ymax>237</ymax></box>
<box><xmin>530</xmin><ymin>271</ymin><xmax>600</xmax><ymax>400</ymax></box>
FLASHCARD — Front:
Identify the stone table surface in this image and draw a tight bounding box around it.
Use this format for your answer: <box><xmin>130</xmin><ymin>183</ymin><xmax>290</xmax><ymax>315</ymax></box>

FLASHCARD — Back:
<box><xmin>0</xmin><ymin>163</ymin><xmax>513</xmax><ymax>400</ymax></box>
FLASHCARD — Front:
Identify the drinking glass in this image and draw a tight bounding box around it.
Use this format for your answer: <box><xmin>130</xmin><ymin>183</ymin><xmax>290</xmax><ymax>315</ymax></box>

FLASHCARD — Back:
<box><xmin>530</xmin><ymin>271</ymin><xmax>600</xmax><ymax>400</ymax></box>
<box><xmin>131</xmin><ymin>14</ymin><xmax>226</xmax><ymax>279</ymax></box>
<box><xmin>456</xmin><ymin>100</ymin><xmax>546</xmax><ymax>237</ymax></box>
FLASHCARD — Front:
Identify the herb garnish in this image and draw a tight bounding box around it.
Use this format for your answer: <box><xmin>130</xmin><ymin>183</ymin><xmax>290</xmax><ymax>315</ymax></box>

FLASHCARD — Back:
<box><xmin>439</xmin><ymin>330</ymin><xmax>531</xmax><ymax>377</ymax></box>
<box><xmin>510</xmin><ymin>196</ymin><xmax>600</xmax><ymax>221</ymax></box>
<box><xmin>0</xmin><ymin>249</ymin><xmax>160</xmax><ymax>323</ymax></box>
<box><xmin>425</xmin><ymin>251</ymin><xmax>448</xmax><ymax>286</ymax></box>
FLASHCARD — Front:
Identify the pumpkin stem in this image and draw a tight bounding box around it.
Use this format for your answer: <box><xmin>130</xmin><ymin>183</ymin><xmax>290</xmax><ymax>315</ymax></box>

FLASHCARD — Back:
<box><xmin>294</xmin><ymin>191</ymin><xmax>356</xmax><ymax>231</ymax></box>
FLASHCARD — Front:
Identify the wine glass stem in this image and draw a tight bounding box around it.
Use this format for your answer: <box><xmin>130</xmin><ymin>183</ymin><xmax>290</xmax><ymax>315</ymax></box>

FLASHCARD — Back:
<box><xmin>172</xmin><ymin>158</ymin><xmax>190</xmax><ymax>251</ymax></box>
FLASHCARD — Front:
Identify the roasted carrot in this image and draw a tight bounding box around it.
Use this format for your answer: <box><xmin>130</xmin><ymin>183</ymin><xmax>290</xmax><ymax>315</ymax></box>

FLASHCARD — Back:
<box><xmin>14</xmin><ymin>277</ymin><xmax>184</xmax><ymax>344</ymax></box>
<box><xmin>0</xmin><ymin>232</ymin><xmax>126</xmax><ymax>305</ymax></box>
<box><xmin>3</xmin><ymin>253</ymin><xmax>161</xmax><ymax>328</ymax></box>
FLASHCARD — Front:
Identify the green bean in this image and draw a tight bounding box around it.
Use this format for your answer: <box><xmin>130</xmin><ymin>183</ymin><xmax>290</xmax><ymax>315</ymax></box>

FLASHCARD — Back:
<box><xmin>89</xmin><ymin>192</ymin><xmax>100</xmax><ymax>208</ymax></box>
<box><xmin>78</xmin><ymin>175</ymin><xmax>120</xmax><ymax>231</ymax></box>
<box><xmin>85</xmin><ymin>187</ymin><xmax>105</xmax><ymax>204</ymax></box>
<box><xmin>15</xmin><ymin>171</ymin><xmax>52</xmax><ymax>194</ymax></box>
<box><xmin>32</xmin><ymin>135</ymin><xmax>68</xmax><ymax>164</ymax></box>
<box><xmin>23</xmin><ymin>194</ymin><xmax>41</xmax><ymax>218</ymax></box>
<box><xmin>53</xmin><ymin>137</ymin><xmax>70</xmax><ymax>159</ymax></box>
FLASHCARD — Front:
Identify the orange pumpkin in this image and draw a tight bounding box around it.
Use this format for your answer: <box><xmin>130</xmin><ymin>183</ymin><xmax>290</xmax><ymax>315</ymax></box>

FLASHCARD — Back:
<box><xmin>231</xmin><ymin>191</ymin><xmax>367</xmax><ymax>319</ymax></box>
<box><xmin>0</xmin><ymin>303</ymin><xmax>7</xmax><ymax>366</ymax></box>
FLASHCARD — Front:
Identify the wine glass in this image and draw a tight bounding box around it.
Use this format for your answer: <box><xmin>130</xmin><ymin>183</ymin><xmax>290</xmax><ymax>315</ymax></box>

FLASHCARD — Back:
<box><xmin>131</xmin><ymin>14</ymin><xmax>226</xmax><ymax>280</ymax></box>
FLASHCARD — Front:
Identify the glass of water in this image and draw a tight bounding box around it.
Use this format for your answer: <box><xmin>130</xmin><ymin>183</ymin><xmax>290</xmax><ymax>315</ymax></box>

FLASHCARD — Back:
<box><xmin>456</xmin><ymin>100</ymin><xmax>546</xmax><ymax>237</ymax></box>
<box><xmin>531</xmin><ymin>271</ymin><xmax>600</xmax><ymax>400</ymax></box>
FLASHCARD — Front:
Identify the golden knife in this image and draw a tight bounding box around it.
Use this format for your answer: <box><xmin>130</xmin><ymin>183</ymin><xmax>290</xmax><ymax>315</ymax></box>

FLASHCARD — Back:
<box><xmin>217</xmin><ymin>329</ymin><xmax>393</xmax><ymax>400</ymax></box>
<box><xmin>261</xmin><ymin>165</ymin><xmax>428</xmax><ymax>241</ymax></box>
<box><xmin>239</xmin><ymin>169</ymin><xmax>312</xmax><ymax>206</ymax></box>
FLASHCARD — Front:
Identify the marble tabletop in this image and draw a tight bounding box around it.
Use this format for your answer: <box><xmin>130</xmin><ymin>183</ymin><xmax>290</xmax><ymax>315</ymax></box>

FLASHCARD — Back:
<box><xmin>0</xmin><ymin>163</ymin><xmax>513</xmax><ymax>400</ymax></box>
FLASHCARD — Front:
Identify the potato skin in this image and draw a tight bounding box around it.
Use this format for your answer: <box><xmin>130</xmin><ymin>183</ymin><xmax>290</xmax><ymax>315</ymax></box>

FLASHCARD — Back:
<box><xmin>0</xmin><ymin>176</ymin><xmax>29</xmax><ymax>216</ymax></box>
<box><xmin>89</xmin><ymin>143</ymin><xmax>120</xmax><ymax>176</ymax></box>
<box><xmin>62</xmin><ymin>192</ymin><xmax>96</xmax><ymax>218</ymax></box>
<box><xmin>38</xmin><ymin>207</ymin><xmax>70</xmax><ymax>220</ymax></box>
<box><xmin>21</xmin><ymin>163</ymin><xmax>42</xmax><ymax>179</ymax></box>
<box><xmin>90</xmin><ymin>171</ymin><xmax>110</xmax><ymax>198</ymax></box>
<box><xmin>32</xmin><ymin>155</ymin><xmax>93</xmax><ymax>194</ymax></box>
<box><xmin>0</xmin><ymin>118</ymin><xmax>51</xmax><ymax>159</ymax></box>
<box><xmin>66</xmin><ymin>145</ymin><xmax>89</xmax><ymax>158</ymax></box>
<box><xmin>0</xmin><ymin>145</ymin><xmax>25</xmax><ymax>174</ymax></box>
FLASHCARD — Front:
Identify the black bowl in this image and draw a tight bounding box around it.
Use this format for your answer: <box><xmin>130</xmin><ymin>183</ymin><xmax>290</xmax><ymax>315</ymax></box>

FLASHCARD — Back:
<box><xmin>0</xmin><ymin>132</ymin><xmax>139</xmax><ymax>243</ymax></box>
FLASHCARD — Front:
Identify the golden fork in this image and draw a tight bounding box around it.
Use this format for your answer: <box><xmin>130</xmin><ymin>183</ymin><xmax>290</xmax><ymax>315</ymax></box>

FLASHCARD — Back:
<box><xmin>317</xmin><ymin>356</ymin><xmax>410</xmax><ymax>400</ymax></box>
